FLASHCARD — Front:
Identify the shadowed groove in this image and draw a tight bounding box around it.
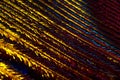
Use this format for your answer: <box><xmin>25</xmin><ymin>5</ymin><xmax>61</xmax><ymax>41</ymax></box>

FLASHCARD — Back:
<box><xmin>0</xmin><ymin>0</ymin><xmax>120</xmax><ymax>80</ymax></box>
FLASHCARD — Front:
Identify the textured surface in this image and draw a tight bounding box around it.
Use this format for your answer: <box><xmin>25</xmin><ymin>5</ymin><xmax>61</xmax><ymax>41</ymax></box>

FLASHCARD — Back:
<box><xmin>0</xmin><ymin>0</ymin><xmax>120</xmax><ymax>80</ymax></box>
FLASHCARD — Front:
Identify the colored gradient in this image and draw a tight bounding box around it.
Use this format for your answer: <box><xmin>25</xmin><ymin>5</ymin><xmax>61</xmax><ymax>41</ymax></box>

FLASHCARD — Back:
<box><xmin>0</xmin><ymin>0</ymin><xmax>120</xmax><ymax>80</ymax></box>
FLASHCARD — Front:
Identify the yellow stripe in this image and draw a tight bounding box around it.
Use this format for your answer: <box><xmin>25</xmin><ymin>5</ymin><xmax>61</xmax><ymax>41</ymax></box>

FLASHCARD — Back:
<box><xmin>0</xmin><ymin>62</ymin><xmax>25</xmax><ymax>80</ymax></box>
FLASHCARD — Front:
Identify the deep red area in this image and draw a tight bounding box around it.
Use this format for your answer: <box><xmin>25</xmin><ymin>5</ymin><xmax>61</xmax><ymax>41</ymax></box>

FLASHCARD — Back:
<box><xmin>89</xmin><ymin>0</ymin><xmax>120</xmax><ymax>48</ymax></box>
